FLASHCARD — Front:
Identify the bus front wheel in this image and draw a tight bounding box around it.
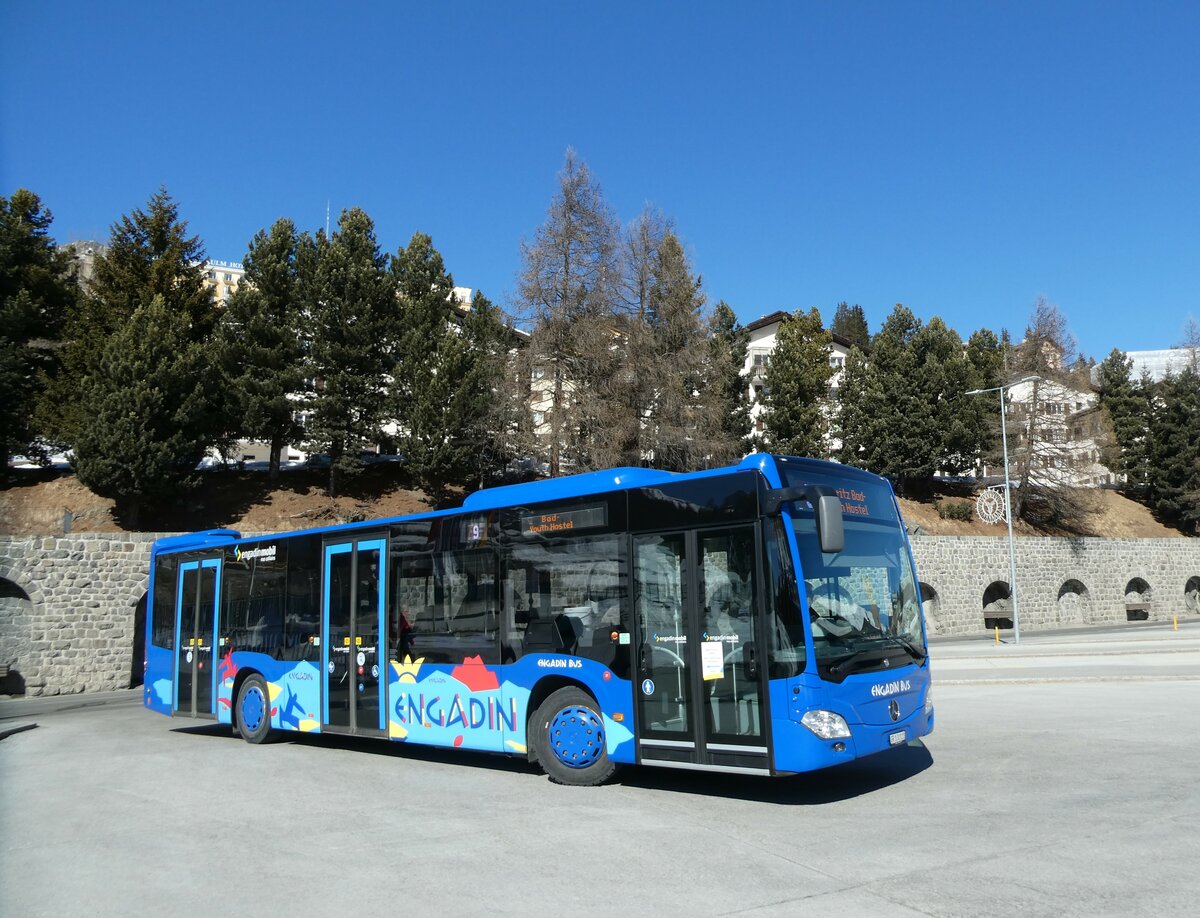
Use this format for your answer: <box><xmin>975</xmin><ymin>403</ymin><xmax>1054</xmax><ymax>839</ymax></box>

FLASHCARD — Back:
<box><xmin>235</xmin><ymin>674</ymin><xmax>274</xmax><ymax>744</ymax></box>
<box><xmin>532</xmin><ymin>687</ymin><xmax>616</xmax><ymax>786</ymax></box>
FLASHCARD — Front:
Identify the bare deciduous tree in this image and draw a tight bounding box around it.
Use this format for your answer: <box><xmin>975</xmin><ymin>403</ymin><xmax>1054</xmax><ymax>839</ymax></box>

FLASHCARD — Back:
<box><xmin>517</xmin><ymin>149</ymin><xmax>622</xmax><ymax>476</ymax></box>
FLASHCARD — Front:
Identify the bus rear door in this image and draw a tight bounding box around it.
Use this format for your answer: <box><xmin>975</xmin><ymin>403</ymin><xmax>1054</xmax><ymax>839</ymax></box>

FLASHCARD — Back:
<box><xmin>174</xmin><ymin>557</ymin><xmax>222</xmax><ymax>718</ymax></box>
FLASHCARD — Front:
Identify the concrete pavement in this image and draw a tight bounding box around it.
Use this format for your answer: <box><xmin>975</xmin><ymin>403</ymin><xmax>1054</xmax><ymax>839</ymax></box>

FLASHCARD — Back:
<box><xmin>930</xmin><ymin>620</ymin><xmax>1200</xmax><ymax>683</ymax></box>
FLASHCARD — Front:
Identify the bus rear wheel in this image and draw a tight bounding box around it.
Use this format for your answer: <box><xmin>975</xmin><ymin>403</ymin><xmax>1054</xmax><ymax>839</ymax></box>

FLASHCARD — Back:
<box><xmin>532</xmin><ymin>687</ymin><xmax>616</xmax><ymax>786</ymax></box>
<box><xmin>235</xmin><ymin>674</ymin><xmax>274</xmax><ymax>744</ymax></box>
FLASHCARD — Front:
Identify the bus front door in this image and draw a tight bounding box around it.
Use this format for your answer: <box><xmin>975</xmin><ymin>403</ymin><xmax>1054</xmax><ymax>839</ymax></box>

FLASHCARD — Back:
<box><xmin>633</xmin><ymin>526</ymin><xmax>768</xmax><ymax>773</ymax></box>
<box><xmin>321</xmin><ymin>538</ymin><xmax>387</xmax><ymax>735</ymax></box>
<box><xmin>175</xmin><ymin>558</ymin><xmax>221</xmax><ymax>718</ymax></box>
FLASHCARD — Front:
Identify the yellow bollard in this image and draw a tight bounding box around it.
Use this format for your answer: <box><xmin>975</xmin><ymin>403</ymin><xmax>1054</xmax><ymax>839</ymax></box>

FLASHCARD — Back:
<box><xmin>1174</xmin><ymin>615</ymin><xmax>1179</xmax><ymax>631</ymax></box>
<box><xmin>995</xmin><ymin>625</ymin><xmax>1000</xmax><ymax>644</ymax></box>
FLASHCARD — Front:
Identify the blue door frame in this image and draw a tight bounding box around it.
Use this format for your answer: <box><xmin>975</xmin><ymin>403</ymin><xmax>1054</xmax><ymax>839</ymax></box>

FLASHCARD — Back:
<box><xmin>173</xmin><ymin>557</ymin><xmax>222</xmax><ymax>714</ymax></box>
<box><xmin>321</xmin><ymin>539</ymin><xmax>387</xmax><ymax>731</ymax></box>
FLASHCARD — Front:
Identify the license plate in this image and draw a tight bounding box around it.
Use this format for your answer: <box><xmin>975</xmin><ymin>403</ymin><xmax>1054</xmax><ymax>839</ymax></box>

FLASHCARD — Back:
<box><xmin>888</xmin><ymin>730</ymin><xmax>906</xmax><ymax>746</ymax></box>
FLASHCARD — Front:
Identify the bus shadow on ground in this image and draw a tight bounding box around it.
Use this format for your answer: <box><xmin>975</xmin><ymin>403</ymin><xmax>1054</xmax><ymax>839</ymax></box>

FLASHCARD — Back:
<box><xmin>616</xmin><ymin>742</ymin><xmax>934</xmax><ymax>804</ymax></box>
<box><xmin>169</xmin><ymin>723</ymin><xmax>933</xmax><ymax>801</ymax></box>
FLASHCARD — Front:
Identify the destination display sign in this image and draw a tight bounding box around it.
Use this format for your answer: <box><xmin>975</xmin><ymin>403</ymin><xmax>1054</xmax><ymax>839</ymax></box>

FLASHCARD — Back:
<box><xmin>520</xmin><ymin>504</ymin><xmax>607</xmax><ymax>536</ymax></box>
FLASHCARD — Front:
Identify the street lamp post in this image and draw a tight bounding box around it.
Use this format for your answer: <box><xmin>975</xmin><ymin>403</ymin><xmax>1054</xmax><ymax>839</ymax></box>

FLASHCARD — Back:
<box><xmin>965</xmin><ymin>376</ymin><xmax>1040</xmax><ymax>644</ymax></box>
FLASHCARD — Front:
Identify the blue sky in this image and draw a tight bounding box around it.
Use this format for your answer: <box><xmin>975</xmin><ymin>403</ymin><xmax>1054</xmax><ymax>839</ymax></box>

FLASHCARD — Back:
<box><xmin>2</xmin><ymin>1</ymin><xmax>1197</xmax><ymax>358</ymax></box>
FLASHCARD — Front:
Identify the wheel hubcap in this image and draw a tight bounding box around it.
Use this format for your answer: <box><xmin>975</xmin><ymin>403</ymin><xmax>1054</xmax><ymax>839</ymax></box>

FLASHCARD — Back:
<box><xmin>548</xmin><ymin>705</ymin><xmax>605</xmax><ymax>769</ymax></box>
<box><xmin>242</xmin><ymin>685</ymin><xmax>265</xmax><ymax>731</ymax></box>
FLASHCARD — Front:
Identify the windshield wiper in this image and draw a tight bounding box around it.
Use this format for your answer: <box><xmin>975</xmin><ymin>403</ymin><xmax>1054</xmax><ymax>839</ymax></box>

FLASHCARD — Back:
<box><xmin>884</xmin><ymin>635</ymin><xmax>927</xmax><ymax>662</ymax></box>
<box><xmin>825</xmin><ymin>647</ymin><xmax>890</xmax><ymax>678</ymax></box>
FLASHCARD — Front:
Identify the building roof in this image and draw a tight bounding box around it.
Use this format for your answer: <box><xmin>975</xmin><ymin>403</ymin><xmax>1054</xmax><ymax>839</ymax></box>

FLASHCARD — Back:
<box><xmin>743</xmin><ymin>310</ymin><xmax>855</xmax><ymax>349</ymax></box>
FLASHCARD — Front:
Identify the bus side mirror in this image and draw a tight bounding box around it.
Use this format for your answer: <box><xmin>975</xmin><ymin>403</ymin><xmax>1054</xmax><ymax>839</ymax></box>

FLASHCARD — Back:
<box><xmin>814</xmin><ymin>494</ymin><xmax>844</xmax><ymax>554</ymax></box>
<box><xmin>764</xmin><ymin>485</ymin><xmax>845</xmax><ymax>554</ymax></box>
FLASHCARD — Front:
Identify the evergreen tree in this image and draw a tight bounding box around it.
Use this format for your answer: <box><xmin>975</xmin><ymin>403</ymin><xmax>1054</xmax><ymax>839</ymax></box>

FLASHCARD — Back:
<box><xmin>45</xmin><ymin>188</ymin><xmax>215</xmax><ymax>445</ymax></box>
<box><xmin>643</xmin><ymin>231</ymin><xmax>724</xmax><ymax>471</ymax></box>
<box><xmin>216</xmin><ymin>218</ymin><xmax>307</xmax><ymax>482</ymax></box>
<box><xmin>914</xmin><ymin>318</ymin><xmax>979</xmax><ymax>476</ymax></box>
<box><xmin>391</xmin><ymin>233</ymin><xmax>504</xmax><ymax>503</ymax></box>
<box><xmin>964</xmin><ymin>327</ymin><xmax>1003</xmax><ymax>468</ymax></box>
<box><xmin>72</xmin><ymin>296</ymin><xmax>217</xmax><ymax>526</ymax></box>
<box><xmin>517</xmin><ymin>149</ymin><xmax>621</xmax><ymax>475</ymax></box>
<box><xmin>298</xmin><ymin>208</ymin><xmax>398</xmax><ymax>497</ymax></box>
<box><xmin>707</xmin><ymin>300</ymin><xmax>751</xmax><ymax>448</ymax></box>
<box><xmin>838</xmin><ymin>305</ymin><xmax>940</xmax><ymax>493</ymax></box>
<box><xmin>762</xmin><ymin>308</ymin><xmax>834</xmax><ymax>459</ymax></box>
<box><xmin>1148</xmin><ymin>368</ymin><xmax>1200</xmax><ymax>532</ymax></box>
<box><xmin>1095</xmin><ymin>348</ymin><xmax>1153</xmax><ymax>489</ymax></box>
<box><xmin>0</xmin><ymin>189</ymin><xmax>75</xmax><ymax>471</ymax></box>
<box><xmin>830</xmin><ymin>301</ymin><xmax>870</xmax><ymax>351</ymax></box>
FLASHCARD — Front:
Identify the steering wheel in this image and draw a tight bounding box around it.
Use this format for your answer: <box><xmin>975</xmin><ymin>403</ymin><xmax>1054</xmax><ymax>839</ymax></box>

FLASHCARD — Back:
<box><xmin>810</xmin><ymin>583</ymin><xmax>856</xmax><ymax>617</ymax></box>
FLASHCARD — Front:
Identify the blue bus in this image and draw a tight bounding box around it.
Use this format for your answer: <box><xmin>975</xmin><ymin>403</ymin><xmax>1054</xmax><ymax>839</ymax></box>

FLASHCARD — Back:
<box><xmin>143</xmin><ymin>453</ymin><xmax>933</xmax><ymax>785</ymax></box>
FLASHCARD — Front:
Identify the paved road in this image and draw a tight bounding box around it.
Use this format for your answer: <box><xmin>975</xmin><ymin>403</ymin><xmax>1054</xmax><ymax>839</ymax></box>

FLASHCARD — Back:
<box><xmin>3</xmin><ymin>626</ymin><xmax>1199</xmax><ymax>917</ymax></box>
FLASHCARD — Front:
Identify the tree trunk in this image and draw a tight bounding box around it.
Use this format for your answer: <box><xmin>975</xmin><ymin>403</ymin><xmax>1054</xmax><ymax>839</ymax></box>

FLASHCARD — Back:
<box><xmin>269</xmin><ymin>435</ymin><xmax>282</xmax><ymax>485</ymax></box>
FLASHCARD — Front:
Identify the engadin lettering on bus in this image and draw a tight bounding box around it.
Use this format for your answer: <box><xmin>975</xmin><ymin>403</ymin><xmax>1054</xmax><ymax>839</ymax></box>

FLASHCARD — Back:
<box><xmin>871</xmin><ymin>679</ymin><xmax>912</xmax><ymax>698</ymax></box>
<box><xmin>234</xmin><ymin>544</ymin><xmax>277</xmax><ymax>563</ymax></box>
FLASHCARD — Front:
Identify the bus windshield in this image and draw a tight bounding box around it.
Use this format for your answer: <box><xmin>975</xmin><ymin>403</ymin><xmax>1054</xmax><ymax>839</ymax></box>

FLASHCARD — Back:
<box><xmin>779</xmin><ymin>462</ymin><xmax>926</xmax><ymax>682</ymax></box>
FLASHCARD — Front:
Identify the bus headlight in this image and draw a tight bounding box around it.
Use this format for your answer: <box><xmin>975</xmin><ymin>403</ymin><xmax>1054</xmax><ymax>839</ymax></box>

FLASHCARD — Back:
<box><xmin>801</xmin><ymin>709</ymin><xmax>851</xmax><ymax>740</ymax></box>
<box><xmin>924</xmin><ymin>686</ymin><xmax>934</xmax><ymax>715</ymax></box>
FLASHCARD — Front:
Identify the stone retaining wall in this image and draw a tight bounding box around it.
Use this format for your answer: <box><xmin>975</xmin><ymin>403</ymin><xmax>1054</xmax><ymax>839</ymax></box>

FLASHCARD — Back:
<box><xmin>2</xmin><ymin>532</ymin><xmax>1198</xmax><ymax>696</ymax></box>
<box><xmin>0</xmin><ymin>535</ymin><xmax>159</xmax><ymax>696</ymax></box>
<box><xmin>910</xmin><ymin>536</ymin><xmax>1200</xmax><ymax>635</ymax></box>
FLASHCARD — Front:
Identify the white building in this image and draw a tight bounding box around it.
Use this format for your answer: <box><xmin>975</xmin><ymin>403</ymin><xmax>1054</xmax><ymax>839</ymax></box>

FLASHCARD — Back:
<box><xmin>742</xmin><ymin>310</ymin><xmax>853</xmax><ymax>450</ymax></box>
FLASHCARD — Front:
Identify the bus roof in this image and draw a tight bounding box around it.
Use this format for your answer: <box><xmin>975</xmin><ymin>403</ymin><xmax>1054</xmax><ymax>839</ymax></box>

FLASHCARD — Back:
<box><xmin>149</xmin><ymin>454</ymin><xmax>883</xmax><ymax>556</ymax></box>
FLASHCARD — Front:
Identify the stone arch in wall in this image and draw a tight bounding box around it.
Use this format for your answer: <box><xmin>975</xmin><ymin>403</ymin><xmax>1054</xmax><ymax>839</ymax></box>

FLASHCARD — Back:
<box><xmin>982</xmin><ymin>580</ymin><xmax>1013</xmax><ymax>630</ymax></box>
<box><xmin>129</xmin><ymin>591</ymin><xmax>147</xmax><ymax>689</ymax></box>
<box><xmin>1124</xmin><ymin>578</ymin><xmax>1152</xmax><ymax>622</ymax></box>
<box><xmin>918</xmin><ymin>582</ymin><xmax>941</xmax><ymax>636</ymax></box>
<box><xmin>1185</xmin><ymin>577</ymin><xmax>1200</xmax><ymax>616</ymax></box>
<box><xmin>0</xmin><ymin>565</ymin><xmax>44</xmax><ymax>696</ymax></box>
<box><xmin>1057</xmin><ymin>579</ymin><xmax>1091</xmax><ymax>625</ymax></box>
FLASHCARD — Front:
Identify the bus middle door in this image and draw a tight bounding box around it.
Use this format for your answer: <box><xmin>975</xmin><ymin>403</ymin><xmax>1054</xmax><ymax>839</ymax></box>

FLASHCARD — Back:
<box><xmin>321</xmin><ymin>537</ymin><xmax>387</xmax><ymax>735</ymax></box>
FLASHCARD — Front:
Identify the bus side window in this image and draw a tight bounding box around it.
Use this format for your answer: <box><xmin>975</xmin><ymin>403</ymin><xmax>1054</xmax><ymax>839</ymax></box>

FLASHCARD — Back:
<box><xmin>151</xmin><ymin>555</ymin><xmax>178</xmax><ymax>649</ymax></box>
<box><xmin>503</xmin><ymin>536</ymin><xmax>626</xmax><ymax>669</ymax></box>
<box><xmin>766</xmin><ymin>518</ymin><xmax>806</xmax><ymax>677</ymax></box>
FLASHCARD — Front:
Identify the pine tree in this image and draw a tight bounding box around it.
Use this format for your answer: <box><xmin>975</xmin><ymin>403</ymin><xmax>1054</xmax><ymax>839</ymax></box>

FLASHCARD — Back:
<box><xmin>63</xmin><ymin>190</ymin><xmax>225</xmax><ymax>518</ymax></box>
<box><xmin>762</xmin><ymin>308</ymin><xmax>834</xmax><ymax>459</ymax></box>
<box><xmin>298</xmin><ymin>208</ymin><xmax>398</xmax><ymax>497</ymax></box>
<box><xmin>913</xmin><ymin>318</ymin><xmax>980</xmax><ymax>476</ymax></box>
<box><xmin>216</xmin><ymin>218</ymin><xmax>307</xmax><ymax>482</ymax></box>
<box><xmin>1148</xmin><ymin>368</ymin><xmax>1200</xmax><ymax>532</ymax></box>
<box><xmin>707</xmin><ymin>300</ymin><xmax>751</xmax><ymax>449</ymax></box>
<box><xmin>830</xmin><ymin>302</ymin><xmax>870</xmax><ymax>351</ymax></box>
<box><xmin>391</xmin><ymin>233</ymin><xmax>504</xmax><ymax>503</ymax></box>
<box><xmin>643</xmin><ymin>231</ymin><xmax>723</xmax><ymax>471</ymax></box>
<box><xmin>0</xmin><ymin>189</ymin><xmax>75</xmax><ymax>471</ymax></box>
<box><xmin>837</xmin><ymin>305</ymin><xmax>936</xmax><ymax>493</ymax></box>
<box><xmin>517</xmin><ymin>149</ymin><xmax>621</xmax><ymax>476</ymax></box>
<box><xmin>1095</xmin><ymin>348</ymin><xmax>1153</xmax><ymax>489</ymax></box>
<box><xmin>72</xmin><ymin>296</ymin><xmax>217</xmax><ymax>526</ymax></box>
<box><xmin>45</xmin><ymin>188</ymin><xmax>215</xmax><ymax>446</ymax></box>
<box><xmin>964</xmin><ymin>328</ymin><xmax>1003</xmax><ymax>469</ymax></box>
